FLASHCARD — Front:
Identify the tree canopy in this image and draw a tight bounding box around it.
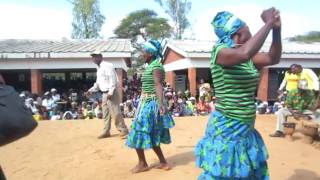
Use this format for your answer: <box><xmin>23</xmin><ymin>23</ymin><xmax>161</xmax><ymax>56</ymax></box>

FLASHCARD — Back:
<box><xmin>155</xmin><ymin>0</ymin><xmax>191</xmax><ymax>39</ymax></box>
<box><xmin>114</xmin><ymin>9</ymin><xmax>172</xmax><ymax>42</ymax></box>
<box><xmin>288</xmin><ymin>31</ymin><xmax>320</xmax><ymax>43</ymax></box>
<box><xmin>70</xmin><ymin>0</ymin><xmax>105</xmax><ymax>39</ymax></box>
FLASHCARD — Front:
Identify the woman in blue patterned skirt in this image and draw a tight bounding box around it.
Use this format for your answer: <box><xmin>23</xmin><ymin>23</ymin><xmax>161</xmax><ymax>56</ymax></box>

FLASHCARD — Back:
<box><xmin>126</xmin><ymin>40</ymin><xmax>175</xmax><ymax>173</ymax></box>
<box><xmin>195</xmin><ymin>8</ymin><xmax>282</xmax><ymax>179</ymax></box>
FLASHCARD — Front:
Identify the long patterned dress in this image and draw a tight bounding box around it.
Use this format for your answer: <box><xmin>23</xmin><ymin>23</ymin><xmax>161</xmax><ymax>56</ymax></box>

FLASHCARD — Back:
<box><xmin>195</xmin><ymin>44</ymin><xmax>269</xmax><ymax>180</ymax></box>
<box><xmin>126</xmin><ymin>59</ymin><xmax>174</xmax><ymax>149</ymax></box>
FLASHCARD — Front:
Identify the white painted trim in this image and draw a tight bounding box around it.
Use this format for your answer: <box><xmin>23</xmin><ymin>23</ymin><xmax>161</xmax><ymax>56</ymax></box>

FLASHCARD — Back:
<box><xmin>163</xmin><ymin>43</ymin><xmax>187</xmax><ymax>57</ymax></box>
<box><xmin>0</xmin><ymin>52</ymin><xmax>131</xmax><ymax>59</ymax></box>
<box><xmin>164</xmin><ymin>58</ymin><xmax>210</xmax><ymax>71</ymax></box>
<box><xmin>0</xmin><ymin>58</ymin><xmax>129</xmax><ymax>71</ymax></box>
<box><xmin>269</xmin><ymin>58</ymin><xmax>320</xmax><ymax>68</ymax></box>
<box><xmin>164</xmin><ymin>57</ymin><xmax>320</xmax><ymax>71</ymax></box>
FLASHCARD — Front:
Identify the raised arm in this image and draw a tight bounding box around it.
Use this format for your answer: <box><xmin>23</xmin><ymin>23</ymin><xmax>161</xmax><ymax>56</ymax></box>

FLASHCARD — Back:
<box><xmin>217</xmin><ymin>8</ymin><xmax>279</xmax><ymax>67</ymax></box>
<box><xmin>253</xmin><ymin>23</ymin><xmax>282</xmax><ymax>69</ymax></box>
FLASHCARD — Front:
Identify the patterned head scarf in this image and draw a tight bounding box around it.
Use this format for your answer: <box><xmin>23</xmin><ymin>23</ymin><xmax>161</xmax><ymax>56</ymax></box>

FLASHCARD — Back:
<box><xmin>141</xmin><ymin>39</ymin><xmax>163</xmax><ymax>59</ymax></box>
<box><xmin>212</xmin><ymin>11</ymin><xmax>245</xmax><ymax>47</ymax></box>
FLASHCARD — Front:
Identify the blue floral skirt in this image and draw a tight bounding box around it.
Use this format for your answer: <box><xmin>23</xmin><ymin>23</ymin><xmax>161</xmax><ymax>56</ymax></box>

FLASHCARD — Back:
<box><xmin>195</xmin><ymin>111</ymin><xmax>269</xmax><ymax>180</ymax></box>
<box><xmin>126</xmin><ymin>97</ymin><xmax>175</xmax><ymax>149</ymax></box>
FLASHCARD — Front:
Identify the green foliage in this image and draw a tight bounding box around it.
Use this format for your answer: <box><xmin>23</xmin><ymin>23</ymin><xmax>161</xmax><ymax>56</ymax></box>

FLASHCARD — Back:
<box><xmin>70</xmin><ymin>0</ymin><xmax>105</xmax><ymax>39</ymax></box>
<box><xmin>288</xmin><ymin>31</ymin><xmax>320</xmax><ymax>43</ymax></box>
<box><xmin>155</xmin><ymin>0</ymin><xmax>191</xmax><ymax>39</ymax></box>
<box><xmin>114</xmin><ymin>9</ymin><xmax>172</xmax><ymax>42</ymax></box>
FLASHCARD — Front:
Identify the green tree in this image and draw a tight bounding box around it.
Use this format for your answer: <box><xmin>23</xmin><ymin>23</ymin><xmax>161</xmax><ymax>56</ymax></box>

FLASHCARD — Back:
<box><xmin>114</xmin><ymin>9</ymin><xmax>172</xmax><ymax>77</ymax></box>
<box><xmin>155</xmin><ymin>0</ymin><xmax>191</xmax><ymax>39</ymax></box>
<box><xmin>69</xmin><ymin>0</ymin><xmax>105</xmax><ymax>39</ymax></box>
<box><xmin>114</xmin><ymin>9</ymin><xmax>172</xmax><ymax>42</ymax></box>
<box><xmin>288</xmin><ymin>31</ymin><xmax>320</xmax><ymax>43</ymax></box>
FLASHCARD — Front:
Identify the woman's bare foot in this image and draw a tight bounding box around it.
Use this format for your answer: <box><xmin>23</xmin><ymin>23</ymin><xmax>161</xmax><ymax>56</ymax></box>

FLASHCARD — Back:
<box><xmin>131</xmin><ymin>163</ymin><xmax>149</xmax><ymax>174</ymax></box>
<box><xmin>155</xmin><ymin>162</ymin><xmax>172</xmax><ymax>171</ymax></box>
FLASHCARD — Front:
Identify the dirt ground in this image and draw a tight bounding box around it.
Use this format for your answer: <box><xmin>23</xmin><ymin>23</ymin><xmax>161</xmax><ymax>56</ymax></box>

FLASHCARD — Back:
<box><xmin>0</xmin><ymin>115</ymin><xmax>320</xmax><ymax>180</ymax></box>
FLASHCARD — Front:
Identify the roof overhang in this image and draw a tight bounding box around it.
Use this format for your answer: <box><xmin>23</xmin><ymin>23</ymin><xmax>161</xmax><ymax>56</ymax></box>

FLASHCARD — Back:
<box><xmin>0</xmin><ymin>57</ymin><xmax>129</xmax><ymax>71</ymax></box>
<box><xmin>0</xmin><ymin>52</ymin><xmax>131</xmax><ymax>59</ymax></box>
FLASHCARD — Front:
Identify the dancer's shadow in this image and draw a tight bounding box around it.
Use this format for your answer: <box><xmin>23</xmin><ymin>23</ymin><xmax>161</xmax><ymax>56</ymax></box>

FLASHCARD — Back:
<box><xmin>287</xmin><ymin>169</ymin><xmax>320</xmax><ymax>180</ymax></box>
<box><xmin>166</xmin><ymin>151</ymin><xmax>195</xmax><ymax>167</ymax></box>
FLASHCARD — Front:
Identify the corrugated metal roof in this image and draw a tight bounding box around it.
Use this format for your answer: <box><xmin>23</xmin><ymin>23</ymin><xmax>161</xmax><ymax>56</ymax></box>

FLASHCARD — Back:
<box><xmin>166</xmin><ymin>40</ymin><xmax>320</xmax><ymax>58</ymax></box>
<box><xmin>0</xmin><ymin>39</ymin><xmax>132</xmax><ymax>53</ymax></box>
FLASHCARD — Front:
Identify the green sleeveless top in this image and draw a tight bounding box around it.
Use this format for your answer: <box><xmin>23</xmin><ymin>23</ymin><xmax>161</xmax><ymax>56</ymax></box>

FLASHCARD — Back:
<box><xmin>142</xmin><ymin>59</ymin><xmax>165</xmax><ymax>94</ymax></box>
<box><xmin>211</xmin><ymin>44</ymin><xmax>260</xmax><ymax>123</ymax></box>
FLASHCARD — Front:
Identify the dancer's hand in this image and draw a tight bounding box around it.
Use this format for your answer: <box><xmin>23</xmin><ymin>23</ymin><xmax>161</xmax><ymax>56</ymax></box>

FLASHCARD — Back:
<box><xmin>261</xmin><ymin>7</ymin><xmax>279</xmax><ymax>26</ymax></box>
<box><xmin>273</xmin><ymin>13</ymin><xmax>281</xmax><ymax>29</ymax></box>
<box><xmin>160</xmin><ymin>105</ymin><xmax>166</xmax><ymax>116</ymax></box>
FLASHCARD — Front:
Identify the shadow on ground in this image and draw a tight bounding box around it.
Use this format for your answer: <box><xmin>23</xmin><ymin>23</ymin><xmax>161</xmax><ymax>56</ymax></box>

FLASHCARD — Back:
<box><xmin>166</xmin><ymin>151</ymin><xmax>195</xmax><ymax>167</ymax></box>
<box><xmin>287</xmin><ymin>169</ymin><xmax>320</xmax><ymax>180</ymax></box>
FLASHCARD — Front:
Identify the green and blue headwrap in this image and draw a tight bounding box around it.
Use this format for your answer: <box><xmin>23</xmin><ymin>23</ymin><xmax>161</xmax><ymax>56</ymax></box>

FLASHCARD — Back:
<box><xmin>141</xmin><ymin>39</ymin><xmax>163</xmax><ymax>59</ymax></box>
<box><xmin>212</xmin><ymin>11</ymin><xmax>245</xmax><ymax>47</ymax></box>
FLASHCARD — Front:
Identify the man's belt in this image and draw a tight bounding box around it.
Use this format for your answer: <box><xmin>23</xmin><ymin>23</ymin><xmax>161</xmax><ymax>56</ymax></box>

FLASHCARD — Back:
<box><xmin>100</xmin><ymin>90</ymin><xmax>109</xmax><ymax>93</ymax></box>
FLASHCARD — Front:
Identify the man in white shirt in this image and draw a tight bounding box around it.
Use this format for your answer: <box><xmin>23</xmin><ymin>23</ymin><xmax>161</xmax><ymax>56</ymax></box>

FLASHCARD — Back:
<box><xmin>42</xmin><ymin>91</ymin><xmax>54</xmax><ymax>111</ymax></box>
<box><xmin>87</xmin><ymin>50</ymin><xmax>128</xmax><ymax>139</ymax></box>
<box><xmin>51</xmin><ymin>88</ymin><xmax>61</xmax><ymax>102</ymax></box>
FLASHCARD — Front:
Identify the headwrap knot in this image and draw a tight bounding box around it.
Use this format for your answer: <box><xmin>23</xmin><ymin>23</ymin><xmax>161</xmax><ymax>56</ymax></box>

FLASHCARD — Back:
<box><xmin>141</xmin><ymin>39</ymin><xmax>163</xmax><ymax>59</ymax></box>
<box><xmin>212</xmin><ymin>11</ymin><xmax>245</xmax><ymax>47</ymax></box>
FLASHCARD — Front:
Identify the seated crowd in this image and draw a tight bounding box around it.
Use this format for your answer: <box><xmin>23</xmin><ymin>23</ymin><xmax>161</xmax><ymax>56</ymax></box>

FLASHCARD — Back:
<box><xmin>20</xmin><ymin>82</ymin><xmax>218</xmax><ymax>120</ymax></box>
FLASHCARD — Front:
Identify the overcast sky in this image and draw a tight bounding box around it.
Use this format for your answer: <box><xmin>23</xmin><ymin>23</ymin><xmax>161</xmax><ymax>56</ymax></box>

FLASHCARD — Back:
<box><xmin>0</xmin><ymin>0</ymin><xmax>319</xmax><ymax>40</ymax></box>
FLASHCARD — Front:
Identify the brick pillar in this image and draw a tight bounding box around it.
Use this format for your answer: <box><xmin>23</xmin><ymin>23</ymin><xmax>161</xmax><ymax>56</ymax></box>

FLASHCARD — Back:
<box><xmin>31</xmin><ymin>69</ymin><xmax>43</xmax><ymax>95</ymax></box>
<box><xmin>116</xmin><ymin>68</ymin><xmax>124</xmax><ymax>102</ymax></box>
<box><xmin>258</xmin><ymin>68</ymin><xmax>269</xmax><ymax>101</ymax></box>
<box><xmin>165</xmin><ymin>71</ymin><xmax>176</xmax><ymax>91</ymax></box>
<box><xmin>188</xmin><ymin>68</ymin><xmax>197</xmax><ymax>97</ymax></box>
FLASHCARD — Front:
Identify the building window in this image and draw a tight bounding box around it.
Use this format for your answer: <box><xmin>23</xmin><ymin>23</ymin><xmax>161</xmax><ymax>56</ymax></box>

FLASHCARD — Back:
<box><xmin>70</xmin><ymin>72</ymin><xmax>83</xmax><ymax>80</ymax></box>
<box><xmin>18</xmin><ymin>73</ymin><xmax>25</xmax><ymax>82</ymax></box>
<box><xmin>43</xmin><ymin>73</ymin><xmax>66</xmax><ymax>81</ymax></box>
<box><xmin>86</xmin><ymin>72</ymin><xmax>96</xmax><ymax>80</ymax></box>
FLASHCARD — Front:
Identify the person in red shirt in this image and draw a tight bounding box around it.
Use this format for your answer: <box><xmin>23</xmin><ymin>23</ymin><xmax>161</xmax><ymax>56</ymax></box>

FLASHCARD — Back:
<box><xmin>197</xmin><ymin>96</ymin><xmax>209</xmax><ymax>115</ymax></box>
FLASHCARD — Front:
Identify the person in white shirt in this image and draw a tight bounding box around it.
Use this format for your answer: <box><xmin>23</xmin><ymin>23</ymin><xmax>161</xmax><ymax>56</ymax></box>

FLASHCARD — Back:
<box><xmin>51</xmin><ymin>88</ymin><xmax>61</xmax><ymax>102</ymax></box>
<box><xmin>42</xmin><ymin>91</ymin><xmax>54</xmax><ymax>111</ymax></box>
<box><xmin>25</xmin><ymin>98</ymin><xmax>39</xmax><ymax>114</ymax></box>
<box><xmin>87</xmin><ymin>50</ymin><xmax>128</xmax><ymax>139</ymax></box>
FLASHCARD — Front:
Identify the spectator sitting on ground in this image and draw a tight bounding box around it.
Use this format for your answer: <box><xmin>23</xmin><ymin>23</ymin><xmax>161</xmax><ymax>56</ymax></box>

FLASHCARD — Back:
<box><xmin>42</xmin><ymin>91</ymin><xmax>55</xmax><ymax>113</ymax></box>
<box><xmin>83</xmin><ymin>104</ymin><xmax>94</xmax><ymax>119</ymax></box>
<box><xmin>197</xmin><ymin>96</ymin><xmax>209</xmax><ymax>116</ymax></box>
<box><xmin>184</xmin><ymin>90</ymin><xmax>191</xmax><ymax>99</ymax></box>
<box><xmin>199</xmin><ymin>79</ymin><xmax>212</xmax><ymax>102</ymax></box>
<box><xmin>77</xmin><ymin>109</ymin><xmax>84</xmax><ymax>119</ymax></box>
<box><xmin>164</xmin><ymin>82</ymin><xmax>173</xmax><ymax>94</ymax></box>
<box><xmin>25</xmin><ymin>98</ymin><xmax>39</xmax><ymax>114</ymax></box>
<box><xmin>69</xmin><ymin>89</ymin><xmax>78</xmax><ymax>103</ymax></box>
<box><xmin>51</xmin><ymin>88</ymin><xmax>61</xmax><ymax>102</ymax></box>
<box><xmin>173</xmin><ymin>98</ymin><xmax>186</xmax><ymax>117</ymax></box>
<box><xmin>132</xmin><ymin>92</ymin><xmax>140</xmax><ymax>109</ymax></box>
<box><xmin>124</xmin><ymin>100</ymin><xmax>135</xmax><ymax>118</ymax></box>
<box><xmin>165</xmin><ymin>92</ymin><xmax>175</xmax><ymax>114</ymax></box>
<box><xmin>62</xmin><ymin>111</ymin><xmax>74</xmax><ymax>120</ymax></box>
<box><xmin>50</xmin><ymin>107</ymin><xmax>62</xmax><ymax>120</ymax></box>
<box><xmin>25</xmin><ymin>98</ymin><xmax>42</xmax><ymax>121</ymax></box>
<box><xmin>93</xmin><ymin>101</ymin><xmax>102</xmax><ymax>118</ymax></box>
<box><xmin>19</xmin><ymin>93</ymin><xmax>26</xmax><ymax>101</ymax></box>
<box><xmin>185</xmin><ymin>97</ymin><xmax>196</xmax><ymax>116</ymax></box>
